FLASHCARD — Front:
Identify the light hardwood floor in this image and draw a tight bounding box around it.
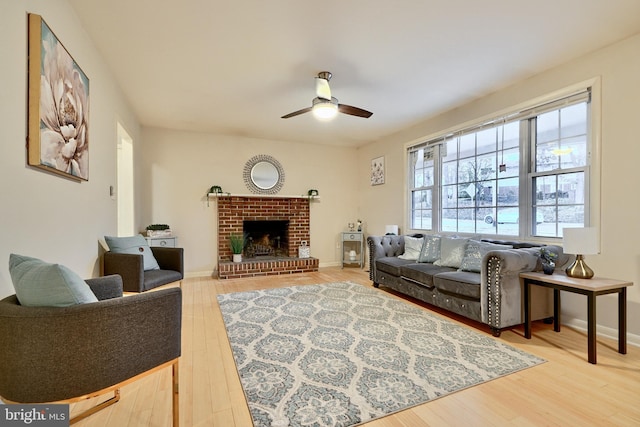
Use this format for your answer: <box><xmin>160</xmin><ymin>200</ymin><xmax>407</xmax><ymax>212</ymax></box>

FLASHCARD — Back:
<box><xmin>72</xmin><ymin>267</ymin><xmax>640</xmax><ymax>426</ymax></box>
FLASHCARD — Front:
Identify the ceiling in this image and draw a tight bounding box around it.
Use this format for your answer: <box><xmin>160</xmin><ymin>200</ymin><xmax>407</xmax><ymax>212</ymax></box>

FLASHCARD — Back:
<box><xmin>68</xmin><ymin>0</ymin><xmax>640</xmax><ymax>148</ymax></box>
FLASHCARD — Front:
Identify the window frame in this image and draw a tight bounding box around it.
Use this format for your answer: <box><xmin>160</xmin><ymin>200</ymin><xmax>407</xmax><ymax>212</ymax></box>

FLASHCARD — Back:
<box><xmin>405</xmin><ymin>81</ymin><xmax>599</xmax><ymax>242</ymax></box>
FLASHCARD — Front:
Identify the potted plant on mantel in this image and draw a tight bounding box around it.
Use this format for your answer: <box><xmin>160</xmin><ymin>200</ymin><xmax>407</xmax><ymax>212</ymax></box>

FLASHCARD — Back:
<box><xmin>229</xmin><ymin>233</ymin><xmax>245</xmax><ymax>263</ymax></box>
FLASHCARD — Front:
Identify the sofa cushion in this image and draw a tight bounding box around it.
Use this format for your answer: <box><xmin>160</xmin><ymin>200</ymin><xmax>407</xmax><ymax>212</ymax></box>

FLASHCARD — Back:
<box><xmin>143</xmin><ymin>269</ymin><xmax>183</xmax><ymax>292</ymax></box>
<box><xmin>400</xmin><ymin>263</ymin><xmax>456</xmax><ymax>288</ymax></box>
<box><xmin>398</xmin><ymin>236</ymin><xmax>424</xmax><ymax>260</ymax></box>
<box><xmin>105</xmin><ymin>235</ymin><xmax>160</xmax><ymax>271</ymax></box>
<box><xmin>418</xmin><ymin>235</ymin><xmax>441</xmax><ymax>263</ymax></box>
<box><xmin>376</xmin><ymin>257</ymin><xmax>415</xmax><ymax>277</ymax></box>
<box><xmin>434</xmin><ymin>237</ymin><xmax>469</xmax><ymax>268</ymax></box>
<box><xmin>433</xmin><ymin>271</ymin><xmax>482</xmax><ymax>300</ymax></box>
<box><xmin>459</xmin><ymin>240</ymin><xmax>513</xmax><ymax>273</ymax></box>
<box><xmin>9</xmin><ymin>254</ymin><xmax>99</xmax><ymax>307</ymax></box>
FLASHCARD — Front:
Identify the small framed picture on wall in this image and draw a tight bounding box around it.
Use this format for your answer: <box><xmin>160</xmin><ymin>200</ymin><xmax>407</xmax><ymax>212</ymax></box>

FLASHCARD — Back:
<box><xmin>371</xmin><ymin>156</ymin><xmax>385</xmax><ymax>185</ymax></box>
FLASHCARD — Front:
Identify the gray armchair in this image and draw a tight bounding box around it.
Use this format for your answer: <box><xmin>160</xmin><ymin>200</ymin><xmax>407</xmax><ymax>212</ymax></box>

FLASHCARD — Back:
<box><xmin>0</xmin><ymin>275</ymin><xmax>181</xmax><ymax>426</ymax></box>
<box><xmin>104</xmin><ymin>246</ymin><xmax>184</xmax><ymax>292</ymax></box>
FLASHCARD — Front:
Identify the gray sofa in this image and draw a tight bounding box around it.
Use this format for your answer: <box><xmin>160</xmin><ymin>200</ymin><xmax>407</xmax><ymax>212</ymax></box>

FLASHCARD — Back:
<box><xmin>367</xmin><ymin>234</ymin><xmax>569</xmax><ymax>336</ymax></box>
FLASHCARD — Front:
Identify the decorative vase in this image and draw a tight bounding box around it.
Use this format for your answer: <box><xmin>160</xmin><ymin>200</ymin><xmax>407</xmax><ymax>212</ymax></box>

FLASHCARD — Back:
<box><xmin>349</xmin><ymin>250</ymin><xmax>357</xmax><ymax>261</ymax></box>
<box><xmin>542</xmin><ymin>262</ymin><xmax>555</xmax><ymax>275</ymax></box>
<box><xmin>233</xmin><ymin>254</ymin><xmax>242</xmax><ymax>263</ymax></box>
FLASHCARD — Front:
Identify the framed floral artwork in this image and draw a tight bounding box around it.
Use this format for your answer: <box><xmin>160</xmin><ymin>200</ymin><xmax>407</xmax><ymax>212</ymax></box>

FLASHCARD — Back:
<box><xmin>28</xmin><ymin>14</ymin><xmax>90</xmax><ymax>181</ymax></box>
<box><xmin>371</xmin><ymin>156</ymin><xmax>385</xmax><ymax>185</ymax></box>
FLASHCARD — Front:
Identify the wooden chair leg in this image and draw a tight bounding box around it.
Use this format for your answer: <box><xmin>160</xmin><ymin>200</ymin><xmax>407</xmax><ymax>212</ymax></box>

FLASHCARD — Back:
<box><xmin>70</xmin><ymin>389</ymin><xmax>120</xmax><ymax>425</ymax></box>
<box><xmin>2</xmin><ymin>359</ymin><xmax>179</xmax><ymax>425</ymax></box>
<box><xmin>173</xmin><ymin>360</ymin><xmax>180</xmax><ymax>427</ymax></box>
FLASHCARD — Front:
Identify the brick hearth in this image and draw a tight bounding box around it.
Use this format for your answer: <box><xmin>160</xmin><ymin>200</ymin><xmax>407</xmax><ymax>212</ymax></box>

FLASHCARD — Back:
<box><xmin>218</xmin><ymin>257</ymin><xmax>319</xmax><ymax>279</ymax></box>
<box><xmin>216</xmin><ymin>195</ymin><xmax>318</xmax><ymax>279</ymax></box>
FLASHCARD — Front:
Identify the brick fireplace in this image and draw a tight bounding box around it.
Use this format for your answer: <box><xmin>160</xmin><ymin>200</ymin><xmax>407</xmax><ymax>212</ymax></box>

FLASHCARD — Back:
<box><xmin>216</xmin><ymin>195</ymin><xmax>319</xmax><ymax>279</ymax></box>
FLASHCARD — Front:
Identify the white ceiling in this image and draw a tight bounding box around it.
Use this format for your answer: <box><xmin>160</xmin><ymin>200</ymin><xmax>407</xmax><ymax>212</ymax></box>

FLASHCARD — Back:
<box><xmin>68</xmin><ymin>0</ymin><xmax>640</xmax><ymax>148</ymax></box>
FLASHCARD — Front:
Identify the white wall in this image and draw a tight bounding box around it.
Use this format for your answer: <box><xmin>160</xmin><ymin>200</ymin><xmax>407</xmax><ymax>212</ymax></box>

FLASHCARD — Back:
<box><xmin>358</xmin><ymin>33</ymin><xmax>640</xmax><ymax>339</ymax></box>
<box><xmin>138</xmin><ymin>128</ymin><xmax>360</xmax><ymax>275</ymax></box>
<box><xmin>0</xmin><ymin>0</ymin><xmax>140</xmax><ymax>298</ymax></box>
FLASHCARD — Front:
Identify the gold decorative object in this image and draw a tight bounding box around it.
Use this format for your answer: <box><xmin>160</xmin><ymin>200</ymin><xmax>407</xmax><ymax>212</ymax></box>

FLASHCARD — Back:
<box><xmin>563</xmin><ymin>227</ymin><xmax>598</xmax><ymax>279</ymax></box>
<box><xmin>565</xmin><ymin>255</ymin><xmax>595</xmax><ymax>279</ymax></box>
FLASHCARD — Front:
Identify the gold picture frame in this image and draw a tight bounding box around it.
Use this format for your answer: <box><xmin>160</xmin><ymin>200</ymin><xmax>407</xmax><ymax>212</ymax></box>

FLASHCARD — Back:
<box><xmin>28</xmin><ymin>13</ymin><xmax>90</xmax><ymax>181</ymax></box>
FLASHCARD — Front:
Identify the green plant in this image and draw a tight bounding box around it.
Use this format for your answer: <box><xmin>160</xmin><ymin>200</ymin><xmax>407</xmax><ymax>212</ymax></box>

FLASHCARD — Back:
<box><xmin>229</xmin><ymin>233</ymin><xmax>245</xmax><ymax>254</ymax></box>
<box><xmin>146</xmin><ymin>224</ymin><xmax>170</xmax><ymax>231</ymax></box>
<box><xmin>539</xmin><ymin>247</ymin><xmax>558</xmax><ymax>264</ymax></box>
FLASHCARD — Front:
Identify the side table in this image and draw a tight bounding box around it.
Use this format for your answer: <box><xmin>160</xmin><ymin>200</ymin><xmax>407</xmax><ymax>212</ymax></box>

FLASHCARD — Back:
<box><xmin>520</xmin><ymin>271</ymin><xmax>632</xmax><ymax>364</ymax></box>
<box><xmin>341</xmin><ymin>232</ymin><xmax>364</xmax><ymax>268</ymax></box>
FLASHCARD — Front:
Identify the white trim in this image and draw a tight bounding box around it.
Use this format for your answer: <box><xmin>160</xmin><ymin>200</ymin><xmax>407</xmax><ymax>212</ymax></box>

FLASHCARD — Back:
<box><xmin>564</xmin><ymin>317</ymin><xmax>640</xmax><ymax>348</ymax></box>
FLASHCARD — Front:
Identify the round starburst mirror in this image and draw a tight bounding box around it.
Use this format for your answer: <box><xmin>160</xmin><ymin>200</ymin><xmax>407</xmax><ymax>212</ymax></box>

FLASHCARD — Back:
<box><xmin>243</xmin><ymin>155</ymin><xmax>285</xmax><ymax>194</ymax></box>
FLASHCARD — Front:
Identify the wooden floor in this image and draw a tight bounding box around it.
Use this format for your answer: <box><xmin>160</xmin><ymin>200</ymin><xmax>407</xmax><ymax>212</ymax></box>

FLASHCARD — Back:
<box><xmin>72</xmin><ymin>267</ymin><xmax>640</xmax><ymax>426</ymax></box>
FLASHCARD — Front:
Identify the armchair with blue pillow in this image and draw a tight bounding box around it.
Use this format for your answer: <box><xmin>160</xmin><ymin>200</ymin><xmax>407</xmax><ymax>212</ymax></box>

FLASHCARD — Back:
<box><xmin>0</xmin><ymin>254</ymin><xmax>182</xmax><ymax>425</ymax></box>
<box><xmin>103</xmin><ymin>234</ymin><xmax>184</xmax><ymax>292</ymax></box>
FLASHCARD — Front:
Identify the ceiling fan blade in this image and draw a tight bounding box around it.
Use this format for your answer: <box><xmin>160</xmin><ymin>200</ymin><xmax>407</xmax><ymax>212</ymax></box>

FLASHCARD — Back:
<box><xmin>315</xmin><ymin>77</ymin><xmax>332</xmax><ymax>100</ymax></box>
<box><xmin>281</xmin><ymin>107</ymin><xmax>312</xmax><ymax>119</ymax></box>
<box><xmin>338</xmin><ymin>104</ymin><xmax>373</xmax><ymax>118</ymax></box>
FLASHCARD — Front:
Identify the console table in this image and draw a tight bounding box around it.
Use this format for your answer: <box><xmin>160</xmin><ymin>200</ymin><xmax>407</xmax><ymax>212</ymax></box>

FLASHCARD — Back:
<box><xmin>520</xmin><ymin>271</ymin><xmax>632</xmax><ymax>364</ymax></box>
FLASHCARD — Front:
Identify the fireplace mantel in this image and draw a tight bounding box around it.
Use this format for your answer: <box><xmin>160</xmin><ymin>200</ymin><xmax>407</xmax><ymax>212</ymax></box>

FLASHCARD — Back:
<box><xmin>208</xmin><ymin>193</ymin><xmax>319</xmax><ymax>200</ymax></box>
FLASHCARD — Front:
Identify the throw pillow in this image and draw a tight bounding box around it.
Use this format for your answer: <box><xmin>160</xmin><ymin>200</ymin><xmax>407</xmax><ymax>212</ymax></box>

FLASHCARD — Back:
<box><xmin>418</xmin><ymin>235</ymin><xmax>441</xmax><ymax>263</ymax></box>
<box><xmin>9</xmin><ymin>254</ymin><xmax>99</xmax><ymax>307</ymax></box>
<box><xmin>398</xmin><ymin>236</ymin><xmax>424</xmax><ymax>260</ymax></box>
<box><xmin>434</xmin><ymin>237</ymin><xmax>469</xmax><ymax>268</ymax></box>
<box><xmin>104</xmin><ymin>235</ymin><xmax>160</xmax><ymax>271</ymax></box>
<box><xmin>459</xmin><ymin>240</ymin><xmax>513</xmax><ymax>273</ymax></box>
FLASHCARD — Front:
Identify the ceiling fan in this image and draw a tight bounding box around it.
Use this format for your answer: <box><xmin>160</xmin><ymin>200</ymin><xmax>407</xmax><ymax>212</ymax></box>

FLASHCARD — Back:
<box><xmin>281</xmin><ymin>71</ymin><xmax>373</xmax><ymax>120</ymax></box>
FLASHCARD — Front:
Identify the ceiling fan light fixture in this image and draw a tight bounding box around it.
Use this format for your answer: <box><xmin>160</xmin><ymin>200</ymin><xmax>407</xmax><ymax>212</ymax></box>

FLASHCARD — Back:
<box><xmin>281</xmin><ymin>72</ymin><xmax>372</xmax><ymax>120</ymax></box>
<box><xmin>312</xmin><ymin>98</ymin><xmax>338</xmax><ymax>121</ymax></box>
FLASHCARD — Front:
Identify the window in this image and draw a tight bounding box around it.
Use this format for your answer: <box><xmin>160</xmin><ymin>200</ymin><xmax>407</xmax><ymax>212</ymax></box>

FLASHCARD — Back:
<box><xmin>531</xmin><ymin>102</ymin><xmax>589</xmax><ymax>237</ymax></box>
<box><xmin>408</xmin><ymin>90</ymin><xmax>591</xmax><ymax>239</ymax></box>
<box><xmin>408</xmin><ymin>146</ymin><xmax>434</xmax><ymax>230</ymax></box>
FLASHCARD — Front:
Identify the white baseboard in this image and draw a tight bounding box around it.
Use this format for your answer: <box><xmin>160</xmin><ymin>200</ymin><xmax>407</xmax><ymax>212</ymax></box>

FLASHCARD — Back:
<box><xmin>319</xmin><ymin>261</ymin><xmax>341</xmax><ymax>268</ymax></box>
<box><xmin>563</xmin><ymin>317</ymin><xmax>640</xmax><ymax>348</ymax></box>
<box><xmin>185</xmin><ymin>271</ymin><xmax>214</xmax><ymax>279</ymax></box>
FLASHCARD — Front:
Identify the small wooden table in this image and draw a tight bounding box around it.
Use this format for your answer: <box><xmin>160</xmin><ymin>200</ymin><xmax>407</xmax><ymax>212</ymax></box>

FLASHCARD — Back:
<box><xmin>520</xmin><ymin>271</ymin><xmax>633</xmax><ymax>364</ymax></box>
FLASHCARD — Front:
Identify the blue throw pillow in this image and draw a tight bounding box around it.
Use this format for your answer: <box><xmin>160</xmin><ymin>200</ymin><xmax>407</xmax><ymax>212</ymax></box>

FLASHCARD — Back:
<box><xmin>9</xmin><ymin>254</ymin><xmax>99</xmax><ymax>307</ymax></box>
<box><xmin>105</xmin><ymin>235</ymin><xmax>160</xmax><ymax>271</ymax></box>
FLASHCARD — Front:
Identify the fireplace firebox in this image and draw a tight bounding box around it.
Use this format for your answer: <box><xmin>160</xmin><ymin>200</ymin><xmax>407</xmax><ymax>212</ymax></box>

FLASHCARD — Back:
<box><xmin>243</xmin><ymin>220</ymin><xmax>289</xmax><ymax>258</ymax></box>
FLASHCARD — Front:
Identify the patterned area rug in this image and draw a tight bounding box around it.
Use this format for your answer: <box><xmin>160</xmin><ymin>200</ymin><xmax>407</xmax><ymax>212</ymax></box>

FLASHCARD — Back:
<box><xmin>217</xmin><ymin>281</ymin><xmax>544</xmax><ymax>427</ymax></box>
